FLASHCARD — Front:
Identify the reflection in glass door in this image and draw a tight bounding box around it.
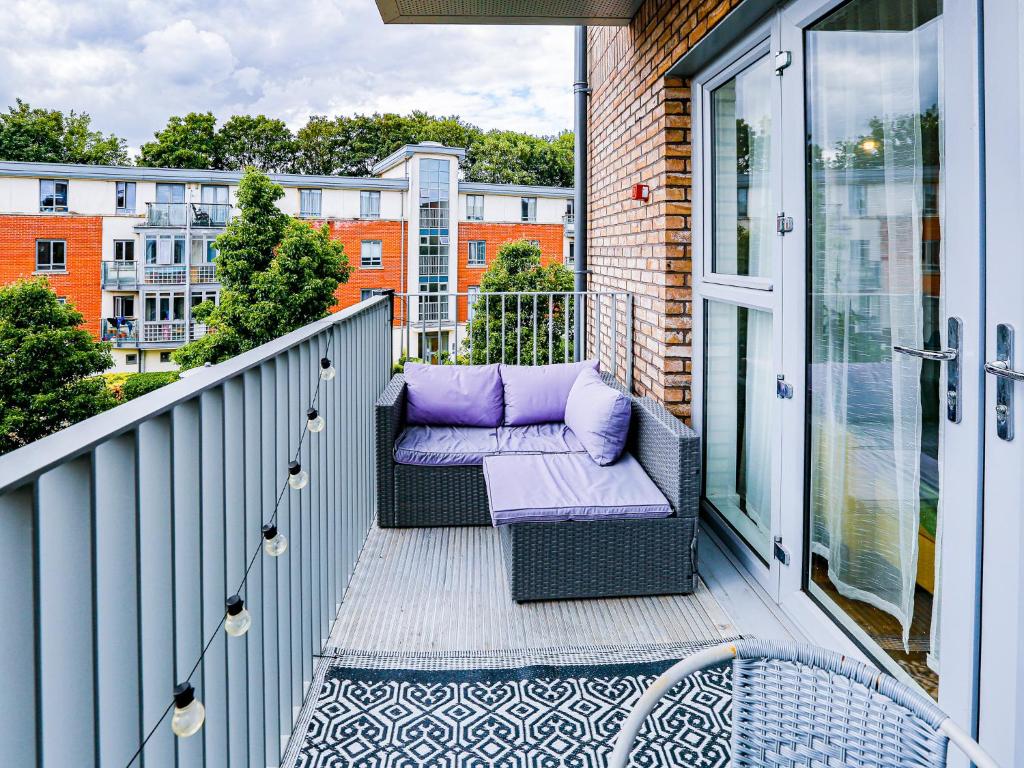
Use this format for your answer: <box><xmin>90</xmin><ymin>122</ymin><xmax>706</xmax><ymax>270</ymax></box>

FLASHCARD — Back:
<box><xmin>804</xmin><ymin>0</ymin><xmax>944</xmax><ymax>696</ymax></box>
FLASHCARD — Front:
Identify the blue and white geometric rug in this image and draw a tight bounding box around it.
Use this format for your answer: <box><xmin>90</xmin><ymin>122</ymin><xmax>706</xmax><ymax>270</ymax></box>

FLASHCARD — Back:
<box><xmin>289</xmin><ymin>642</ymin><xmax>734</xmax><ymax>767</ymax></box>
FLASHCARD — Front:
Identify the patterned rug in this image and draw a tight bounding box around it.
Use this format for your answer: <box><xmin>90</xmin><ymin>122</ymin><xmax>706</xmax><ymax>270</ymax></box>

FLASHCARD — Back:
<box><xmin>288</xmin><ymin>642</ymin><xmax>734</xmax><ymax>768</ymax></box>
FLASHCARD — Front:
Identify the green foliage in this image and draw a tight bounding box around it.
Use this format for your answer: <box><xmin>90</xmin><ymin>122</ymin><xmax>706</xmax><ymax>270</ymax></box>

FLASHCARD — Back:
<box><xmin>173</xmin><ymin>169</ymin><xmax>351</xmax><ymax>369</ymax></box>
<box><xmin>119</xmin><ymin>371</ymin><xmax>180</xmax><ymax>402</ymax></box>
<box><xmin>463</xmin><ymin>240</ymin><xmax>575</xmax><ymax>365</ymax></box>
<box><xmin>216</xmin><ymin>114</ymin><xmax>296</xmax><ymax>172</ymax></box>
<box><xmin>138</xmin><ymin>111</ymin><xmax>220</xmax><ymax>169</ymax></box>
<box><xmin>463</xmin><ymin>130</ymin><xmax>574</xmax><ymax>187</ymax></box>
<box><xmin>0</xmin><ymin>279</ymin><xmax>116</xmax><ymax>454</ymax></box>
<box><xmin>0</xmin><ymin>99</ymin><xmax>128</xmax><ymax>165</ymax></box>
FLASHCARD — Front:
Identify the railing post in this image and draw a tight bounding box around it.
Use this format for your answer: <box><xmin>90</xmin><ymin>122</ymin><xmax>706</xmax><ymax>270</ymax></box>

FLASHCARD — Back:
<box><xmin>626</xmin><ymin>293</ymin><xmax>634</xmax><ymax>393</ymax></box>
<box><xmin>376</xmin><ymin>289</ymin><xmax>396</xmax><ymax>375</ymax></box>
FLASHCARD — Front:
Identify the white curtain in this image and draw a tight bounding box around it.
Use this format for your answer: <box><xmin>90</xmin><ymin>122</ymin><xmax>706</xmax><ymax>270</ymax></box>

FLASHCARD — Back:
<box><xmin>809</xmin><ymin>19</ymin><xmax>929</xmax><ymax>650</ymax></box>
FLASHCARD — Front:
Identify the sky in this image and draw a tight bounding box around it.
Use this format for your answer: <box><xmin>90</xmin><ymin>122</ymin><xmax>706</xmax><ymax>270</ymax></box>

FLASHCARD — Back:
<box><xmin>0</xmin><ymin>0</ymin><xmax>575</xmax><ymax>154</ymax></box>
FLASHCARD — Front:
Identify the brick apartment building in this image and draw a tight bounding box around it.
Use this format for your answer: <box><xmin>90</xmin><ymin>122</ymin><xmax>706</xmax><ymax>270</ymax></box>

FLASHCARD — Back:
<box><xmin>0</xmin><ymin>142</ymin><xmax>574</xmax><ymax>372</ymax></box>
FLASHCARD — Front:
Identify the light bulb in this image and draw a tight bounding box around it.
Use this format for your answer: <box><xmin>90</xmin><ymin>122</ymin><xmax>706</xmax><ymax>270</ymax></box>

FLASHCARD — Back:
<box><xmin>262</xmin><ymin>523</ymin><xmax>288</xmax><ymax>557</ymax></box>
<box><xmin>287</xmin><ymin>460</ymin><xmax>308</xmax><ymax>490</ymax></box>
<box><xmin>224</xmin><ymin>595</ymin><xmax>251</xmax><ymax>637</ymax></box>
<box><xmin>171</xmin><ymin>682</ymin><xmax>205</xmax><ymax>738</ymax></box>
<box><xmin>320</xmin><ymin>357</ymin><xmax>336</xmax><ymax>381</ymax></box>
<box><xmin>306</xmin><ymin>408</ymin><xmax>325</xmax><ymax>433</ymax></box>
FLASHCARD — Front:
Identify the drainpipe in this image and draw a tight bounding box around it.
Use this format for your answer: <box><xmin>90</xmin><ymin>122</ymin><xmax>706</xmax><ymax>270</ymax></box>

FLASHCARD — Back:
<box><xmin>573</xmin><ymin>25</ymin><xmax>589</xmax><ymax>362</ymax></box>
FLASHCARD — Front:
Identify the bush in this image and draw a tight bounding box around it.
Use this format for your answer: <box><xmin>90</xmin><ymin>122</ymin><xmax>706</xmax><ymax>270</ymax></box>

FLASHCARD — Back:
<box><xmin>120</xmin><ymin>371</ymin><xmax>180</xmax><ymax>402</ymax></box>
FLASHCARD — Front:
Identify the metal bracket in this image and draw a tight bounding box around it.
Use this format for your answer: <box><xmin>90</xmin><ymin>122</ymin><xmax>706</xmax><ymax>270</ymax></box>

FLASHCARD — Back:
<box><xmin>773</xmin><ymin>537</ymin><xmax>791</xmax><ymax>566</ymax></box>
<box><xmin>774</xmin><ymin>51</ymin><xmax>792</xmax><ymax>75</ymax></box>
<box><xmin>776</xmin><ymin>374</ymin><xmax>793</xmax><ymax>400</ymax></box>
<box><xmin>985</xmin><ymin>324</ymin><xmax>1018</xmax><ymax>441</ymax></box>
<box><xmin>776</xmin><ymin>213</ymin><xmax>794</xmax><ymax>235</ymax></box>
<box><xmin>946</xmin><ymin>317</ymin><xmax>963</xmax><ymax>423</ymax></box>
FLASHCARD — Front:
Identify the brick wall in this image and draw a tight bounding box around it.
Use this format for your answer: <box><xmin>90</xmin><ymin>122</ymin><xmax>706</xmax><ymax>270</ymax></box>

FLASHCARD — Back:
<box><xmin>0</xmin><ymin>214</ymin><xmax>103</xmax><ymax>338</ymax></box>
<box><xmin>586</xmin><ymin>0</ymin><xmax>740</xmax><ymax>419</ymax></box>
<box><xmin>325</xmin><ymin>219</ymin><xmax>405</xmax><ymax>324</ymax></box>
<box><xmin>457</xmin><ymin>222</ymin><xmax>566</xmax><ymax>321</ymax></box>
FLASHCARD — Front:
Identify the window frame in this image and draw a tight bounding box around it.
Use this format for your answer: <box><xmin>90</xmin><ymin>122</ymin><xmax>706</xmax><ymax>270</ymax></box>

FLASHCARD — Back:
<box><xmin>39</xmin><ymin>179</ymin><xmax>69</xmax><ymax>213</ymax></box>
<box><xmin>467</xmin><ymin>240</ymin><xmax>487</xmax><ymax>267</ymax></box>
<box><xmin>114</xmin><ymin>239</ymin><xmax>135</xmax><ymax>262</ymax></box>
<box><xmin>113</xmin><ymin>294</ymin><xmax>135</xmax><ymax>318</ymax></box>
<box><xmin>466</xmin><ymin>194</ymin><xmax>485</xmax><ymax>221</ymax></box>
<box><xmin>115</xmin><ymin>181</ymin><xmax>137</xmax><ymax>214</ymax></box>
<box><xmin>520</xmin><ymin>196</ymin><xmax>537</xmax><ymax>222</ymax></box>
<box><xmin>360</xmin><ymin>190</ymin><xmax>381</xmax><ymax>219</ymax></box>
<box><xmin>299</xmin><ymin>188</ymin><xmax>322</xmax><ymax>218</ymax></box>
<box><xmin>360</xmin><ymin>239</ymin><xmax>383</xmax><ymax>269</ymax></box>
<box><xmin>35</xmin><ymin>239</ymin><xmax>67</xmax><ymax>272</ymax></box>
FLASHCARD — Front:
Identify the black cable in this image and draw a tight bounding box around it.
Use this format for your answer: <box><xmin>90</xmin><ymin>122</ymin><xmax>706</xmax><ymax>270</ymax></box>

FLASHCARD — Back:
<box><xmin>124</xmin><ymin>334</ymin><xmax>333</xmax><ymax>768</ymax></box>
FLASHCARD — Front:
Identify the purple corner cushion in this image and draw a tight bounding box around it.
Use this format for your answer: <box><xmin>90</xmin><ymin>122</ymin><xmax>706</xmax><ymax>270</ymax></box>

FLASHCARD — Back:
<box><xmin>403</xmin><ymin>363</ymin><xmax>503</xmax><ymax>427</ymax></box>
<box><xmin>501</xmin><ymin>360</ymin><xmax>599</xmax><ymax>425</ymax></box>
<box><xmin>564</xmin><ymin>367</ymin><xmax>631</xmax><ymax>465</ymax></box>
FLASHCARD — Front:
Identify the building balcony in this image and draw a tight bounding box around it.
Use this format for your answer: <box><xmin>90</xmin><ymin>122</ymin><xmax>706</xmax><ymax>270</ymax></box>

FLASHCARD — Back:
<box><xmin>145</xmin><ymin>202</ymin><xmax>232</xmax><ymax>228</ymax></box>
<box><xmin>141</xmin><ymin>264</ymin><xmax>187</xmax><ymax>285</ymax></box>
<box><xmin>140</xmin><ymin>320</ymin><xmax>187</xmax><ymax>344</ymax></box>
<box><xmin>190</xmin><ymin>264</ymin><xmax>218</xmax><ymax>284</ymax></box>
<box><xmin>101</xmin><ymin>261</ymin><xmax>139</xmax><ymax>290</ymax></box>
<box><xmin>563</xmin><ymin>212</ymin><xmax>575</xmax><ymax>237</ymax></box>
<box><xmin>100</xmin><ymin>317</ymin><xmax>138</xmax><ymax>345</ymax></box>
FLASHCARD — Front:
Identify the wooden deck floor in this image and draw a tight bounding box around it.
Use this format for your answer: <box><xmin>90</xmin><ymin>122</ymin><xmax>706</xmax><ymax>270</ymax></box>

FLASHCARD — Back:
<box><xmin>327</xmin><ymin>525</ymin><xmax>738</xmax><ymax>653</ymax></box>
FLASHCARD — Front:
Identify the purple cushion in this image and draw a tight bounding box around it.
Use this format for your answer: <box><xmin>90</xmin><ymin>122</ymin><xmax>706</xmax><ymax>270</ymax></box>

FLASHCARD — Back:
<box><xmin>482</xmin><ymin>453</ymin><xmax>671</xmax><ymax>525</ymax></box>
<box><xmin>496</xmin><ymin>423</ymin><xmax>584</xmax><ymax>454</ymax></box>
<box><xmin>500</xmin><ymin>360</ymin><xmax>599</xmax><ymax>425</ymax></box>
<box><xmin>564</xmin><ymin>368</ymin><xmax>631</xmax><ymax>465</ymax></box>
<box><xmin>404</xmin><ymin>363</ymin><xmax>503</xmax><ymax>427</ymax></box>
<box><xmin>394</xmin><ymin>425</ymin><xmax>498</xmax><ymax>466</ymax></box>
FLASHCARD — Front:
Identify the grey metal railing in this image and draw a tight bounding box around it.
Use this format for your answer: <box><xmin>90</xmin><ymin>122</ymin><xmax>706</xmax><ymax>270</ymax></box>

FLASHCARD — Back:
<box><xmin>396</xmin><ymin>290</ymin><xmax>633</xmax><ymax>390</ymax></box>
<box><xmin>102</xmin><ymin>261</ymin><xmax>139</xmax><ymax>290</ymax></box>
<box><xmin>101</xmin><ymin>318</ymin><xmax>138</xmax><ymax>345</ymax></box>
<box><xmin>0</xmin><ymin>296</ymin><xmax>392</xmax><ymax>767</ymax></box>
<box><xmin>146</xmin><ymin>203</ymin><xmax>232</xmax><ymax>228</ymax></box>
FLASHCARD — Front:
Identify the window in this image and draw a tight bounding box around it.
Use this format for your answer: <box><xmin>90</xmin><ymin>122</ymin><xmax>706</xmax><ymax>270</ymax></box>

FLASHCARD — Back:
<box><xmin>114</xmin><ymin>240</ymin><xmax>135</xmax><ymax>262</ymax></box>
<box><xmin>848</xmin><ymin>184</ymin><xmax>868</xmax><ymax>216</ymax></box>
<box><xmin>191</xmin><ymin>289</ymin><xmax>218</xmax><ymax>307</ymax></box>
<box><xmin>113</xmin><ymin>295</ymin><xmax>135</xmax><ymax>318</ymax></box>
<box><xmin>155</xmin><ymin>183</ymin><xmax>185</xmax><ymax>203</ymax></box>
<box><xmin>466</xmin><ymin>194</ymin><xmax>484</xmax><ymax>221</ymax></box>
<box><xmin>361</xmin><ymin>240</ymin><xmax>383</xmax><ymax>268</ymax></box>
<box><xmin>360</xmin><ymin>190</ymin><xmax>380</xmax><ymax>219</ymax></box>
<box><xmin>467</xmin><ymin>286</ymin><xmax>480</xmax><ymax>321</ymax></box>
<box><xmin>299</xmin><ymin>188</ymin><xmax>322</xmax><ymax>217</ymax></box>
<box><xmin>160</xmin><ymin>352</ymin><xmax>172</xmax><ymax>363</ymax></box>
<box><xmin>56</xmin><ymin>297</ymin><xmax>67</xmax><ymax>305</ymax></box>
<box><xmin>40</xmin><ymin>179</ymin><xmax>69</xmax><ymax>212</ymax></box>
<box><xmin>36</xmin><ymin>240</ymin><xmax>66</xmax><ymax>271</ymax></box>
<box><xmin>521</xmin><ymin>196</ymin><xmax>537</xmax><ymax>222</ymax></box>
<box><xmin>566</xmin><ymin>242</ymin><xmax>575</xmax><ymax>266</ymax></box>
<box><xmin>191</xmin><ymin>237</ymin><xmax>217</xmax><ymax>264</ymax></box>
<box><xmin>125</xmin><ymin>353</ymin><xmax>138</xmax><ymax>366</ymax></box>
<box><xmin>154</xmin><ymin>183</ymin><xmax>186</xmax><ymax>226</ymax></box>
<box><xmin>116</xmin><ymin>182</ymin><xmax>136</xmax><ymax>214</ymax></box>
<box><xmin>468</xmin><ymin>240</ymin><xmax>486</xmax><ymax>267</ymax></box>
<box><xmin>360</xmin><ymin>288</ymin><xmax>378</xmax><ymax>301</ymax></box>
<box><xmin>145</xmin><ymin>235</ymin><xmax>186</xmax><ymax>265</ymax></box>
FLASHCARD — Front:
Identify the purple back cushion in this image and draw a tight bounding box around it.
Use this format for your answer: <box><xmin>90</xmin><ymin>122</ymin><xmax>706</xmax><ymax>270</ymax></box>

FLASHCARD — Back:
<box><xmin>404</xmin><ymin>363</ymin><xmax>504</xmax><ymax>427</ymax></box>
<box><xmin>564</xmin><ymin>368</ymin><xmax>632</xmax><ymax>465</ymax></box>
<box><xmin>501</xmin><ymin>360</ymin><xmax>599</xmax><ymax>425</ymax></box>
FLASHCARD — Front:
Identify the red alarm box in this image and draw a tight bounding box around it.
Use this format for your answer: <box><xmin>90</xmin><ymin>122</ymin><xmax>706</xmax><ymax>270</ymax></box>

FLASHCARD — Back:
<box><xmin>631</xmin><ymin>183</ymin><xmax>651</xmax><ymax>202</ymax></box>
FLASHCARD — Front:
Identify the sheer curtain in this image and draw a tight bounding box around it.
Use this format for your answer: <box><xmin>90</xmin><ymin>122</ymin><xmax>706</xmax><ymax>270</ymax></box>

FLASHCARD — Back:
<box><xmin>809</xmin><ymin>16</ymin><xmax>928</xmax><ymax>650</ymax></box>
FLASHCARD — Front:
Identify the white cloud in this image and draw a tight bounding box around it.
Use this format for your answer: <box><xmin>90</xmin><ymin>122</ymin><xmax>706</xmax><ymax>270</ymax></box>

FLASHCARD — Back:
<box><xmin>0</xmin><ymin>0</ymin><xmax>574</xmax><ymax>152</ymax></box>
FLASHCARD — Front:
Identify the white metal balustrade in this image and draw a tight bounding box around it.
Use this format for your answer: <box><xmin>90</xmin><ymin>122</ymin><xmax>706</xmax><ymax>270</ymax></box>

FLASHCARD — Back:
<box><xmin>0</xmin><ymin>297</ymin><xmax>392</xmax><ymax>767</ymax></box>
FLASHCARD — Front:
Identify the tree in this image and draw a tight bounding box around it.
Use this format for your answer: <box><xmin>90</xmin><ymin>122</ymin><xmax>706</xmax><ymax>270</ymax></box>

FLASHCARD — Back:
<box><xmin>173</xmin><ymin>169</ymin><xmax>351</xmax><ymax>369</ymax></box>
<box><xmin>0</xmin><ymin>279</ymin><xmax>116</xmax><ymax>454</ymax></box>
<box><xmin>218</xmin><ymin>114</ymin><xmax>295</xmax><ymax>172</ymax></box>
<box><xmin>463</xmin><ymin>129</ymin><xmax>574</xmax><ymax>187</ymax></box>
<box><xmin>463</xmin><ymin>240</ymin><xmax>575</xmax><ymax>365</ymax></box>
<box><xmin>0</xmin><ymin>99</ymin><xmax>128</xmax><ymax>165</ymax></box>
<box><xmin>138</xmin><ymin>112</ymin><xmax>220</xmax><ymax>169</ymax></box>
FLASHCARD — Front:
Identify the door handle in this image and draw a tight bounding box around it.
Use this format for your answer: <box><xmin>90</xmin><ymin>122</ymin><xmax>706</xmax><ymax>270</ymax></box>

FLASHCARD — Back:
<box><xmin>985</xmin><ymin>324</ymin><xmax>1016</xmax><ymax>441</ymax></box>
<box><xmin>892</xmin><ymin>317</ymin><xmax>963</xmax><ymax>423</ymax></box>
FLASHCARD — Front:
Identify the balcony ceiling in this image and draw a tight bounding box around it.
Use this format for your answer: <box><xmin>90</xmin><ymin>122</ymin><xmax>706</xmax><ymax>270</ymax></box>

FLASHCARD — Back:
<box><xmin>374</xmin><ymin>0</ymin><xmax>644</xmax><ymax>25</ymax></box>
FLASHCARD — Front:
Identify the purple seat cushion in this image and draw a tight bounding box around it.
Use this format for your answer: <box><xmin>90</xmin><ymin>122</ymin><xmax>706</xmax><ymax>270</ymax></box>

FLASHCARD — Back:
<box><xmin>496</xmin><ymin>423</ymin><xmax>584</xmax><ymax>454</ymax></box>
<box><xmin>394</xmin><ymin>425</ymin><xmax>498</xmax><ymax>466</ymax></box>
<box><xmin>500</xmin><ymin>360</ymin><xmax>599</xmax><ymax>425</ymax></box>
<box><xmin>404</xmin><ymin>362</ymin><xmax>503</xmax><ymax>427</ymax></box>
<box><xmin>482</xmin><ymin>453</ymin><xmax>671</xmax><ymax>525</ymax></box>
<box><xmin>564</xmin><ymin>368</ymin><xmax>632</xmax><ymax>465</ymax></box>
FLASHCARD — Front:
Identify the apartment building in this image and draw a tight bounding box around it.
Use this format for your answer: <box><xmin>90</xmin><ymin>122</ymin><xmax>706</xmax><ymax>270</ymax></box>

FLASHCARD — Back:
<box><xmin>0</xmin><ymin>142</ymin><xmax>574</xmax><ymax>372</ymax></box>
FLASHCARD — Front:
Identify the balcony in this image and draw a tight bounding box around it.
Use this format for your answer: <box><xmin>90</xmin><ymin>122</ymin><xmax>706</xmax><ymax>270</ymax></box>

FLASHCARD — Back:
<box><xmin>190</xmin><ymin>264</ymin><xmax>218</xmax><ymax>284</ymax></box>
<box><xmin>0</xmin><ymin>295</ymin><xmax>807</xmax><ymax>767</ymax></box>
<box><xmin>145</xmin><ymin>203</ymin><xmax>232</xmax><ymax>228</ymax></box>
<box><xmin>141</xmin><ymin>320</ymin><xmax>187</xmax><ymax>344</ymax></box>
<box><xmin>141</xmin><ymin>264</ymin><xmax>187</xmax><ymax>285</ymax></box>
<box><xmin>100</xmin><ymin>317</ymin><xmax>138</xmax><ymax>345</ymax></box>
<box><xmin>101</xmin><ymin>261</ymin><xmax>138</xmax><ymax>290</ymax></box>
<box><xmin>563</xmin><ymin>212</ymin><xmax>575</xmax><ymax>237</ymax></box>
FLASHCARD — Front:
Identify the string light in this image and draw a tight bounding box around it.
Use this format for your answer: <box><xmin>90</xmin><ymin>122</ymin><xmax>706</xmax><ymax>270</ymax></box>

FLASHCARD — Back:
<box><xmin>262</xmin><ymin>523</ymin><xmax>288</xmax><ymax>557</ymax></box>
<box><xmin>320</xmin><ymin>356</ymin><xmax>336</xmax><ymax>381</ymax></box>
<box><xmin>170</xmin><ymin>683</ymin><xmax>205</xmax><ymax>738</ymax></box>
<box><xmin>287</xmin><ymin>460</ymin><xmax>308</xmax><ymax>490</ymax></box>
<box><xmin>224</xmin><ymin>595</ymin><xmax>251</xmax><ymax>637</ymax></box>
<box><xmin>307</xmin><ymin>407</ymin><xmax>325</xmax><ymax>433</ymax></box>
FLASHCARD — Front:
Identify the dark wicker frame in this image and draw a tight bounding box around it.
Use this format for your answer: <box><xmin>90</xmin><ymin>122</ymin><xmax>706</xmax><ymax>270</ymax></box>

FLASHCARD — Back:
<box><xmin>375</xmin><ymin>373</ymin><xmax>701</xmax><ymax>600</ymax></box>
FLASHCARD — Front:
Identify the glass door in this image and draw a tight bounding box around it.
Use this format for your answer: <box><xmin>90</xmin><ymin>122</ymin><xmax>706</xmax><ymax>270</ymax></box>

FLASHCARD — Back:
<box><xmin>694</xmin><ymin>22</ymin><xmax>785</xmax><ymax>594</ymax></box>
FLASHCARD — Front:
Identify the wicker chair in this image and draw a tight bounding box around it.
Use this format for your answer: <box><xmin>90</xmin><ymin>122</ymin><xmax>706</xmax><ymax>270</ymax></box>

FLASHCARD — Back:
<box><xmin>608</xmin><ymin>639</ymin><xmax>998</xmax><ymax>768</ymax></box>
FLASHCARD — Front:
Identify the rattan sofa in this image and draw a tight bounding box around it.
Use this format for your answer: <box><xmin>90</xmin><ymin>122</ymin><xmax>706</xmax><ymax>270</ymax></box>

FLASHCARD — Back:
<box><xmin>374</xmin><ymin>372</ymin><xmax>701</xmax><ymax>600</ymax></box>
